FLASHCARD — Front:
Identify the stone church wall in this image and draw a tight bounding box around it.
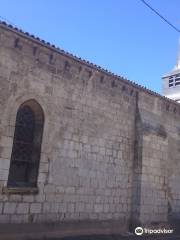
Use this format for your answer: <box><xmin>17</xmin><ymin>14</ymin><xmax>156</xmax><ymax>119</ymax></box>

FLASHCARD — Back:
<box><xmin>0</xmin><ymin>22</ymin><xmax>180</xmax><ymax>234</ymax></box>
<box><xmin>132</xmin><ymin>91</ymin><xmax>180</xmax><ymax>227</ymax></box>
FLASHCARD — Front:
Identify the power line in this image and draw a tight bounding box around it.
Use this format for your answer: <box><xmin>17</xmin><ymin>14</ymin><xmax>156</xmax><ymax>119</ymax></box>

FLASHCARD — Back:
<box><xmin>139</xmin><ymin>0</ymin><xmax>180</xmax><ymax>33</ymax></box>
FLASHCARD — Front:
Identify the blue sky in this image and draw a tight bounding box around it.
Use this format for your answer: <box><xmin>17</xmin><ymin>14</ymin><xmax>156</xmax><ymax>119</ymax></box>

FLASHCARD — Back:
<box><xmin>0</xmin><ymin>0</ymin><xmax>180</xmax><ymax>93</ymax></box>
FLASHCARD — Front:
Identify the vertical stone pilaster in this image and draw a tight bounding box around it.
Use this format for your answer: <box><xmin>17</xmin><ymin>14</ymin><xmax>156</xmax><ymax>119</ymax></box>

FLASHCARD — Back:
<box><xmin>130</xmin><ymin>92</ymin><xmax>169</xmax><ymax>229</ymax></box>
<box><xmin>130</xmin><ymin>92</ymin><xmax>143</xmax><ymax>229</ymax></box>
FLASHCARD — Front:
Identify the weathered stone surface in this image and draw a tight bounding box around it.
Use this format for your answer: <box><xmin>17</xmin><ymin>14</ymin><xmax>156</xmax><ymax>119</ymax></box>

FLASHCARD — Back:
<box><xmin>0</xmin><ymin>22</ymin><xmax>180</xmax><ymax>235</ymax></box>
<box><xmin>16</xmin><ymin>203</ymin><xmax>29</xmax><ymax>214</ymax></box>
<box><xmin>4</xmin><ymin>203</ymin><xmax>16</xmax><ymax>214</ymax></box>
<box><xmin>30</xmin><ymin>203</ymin><xmax>42</xmax><ymax>214</ymax></box>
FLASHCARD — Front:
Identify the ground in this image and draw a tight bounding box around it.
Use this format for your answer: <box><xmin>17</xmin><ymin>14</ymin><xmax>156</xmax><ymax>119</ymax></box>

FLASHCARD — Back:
<box><xmin>30</xmin><ymin>234</ymin><xmax>180</xmax><ymax>240</ymax></box>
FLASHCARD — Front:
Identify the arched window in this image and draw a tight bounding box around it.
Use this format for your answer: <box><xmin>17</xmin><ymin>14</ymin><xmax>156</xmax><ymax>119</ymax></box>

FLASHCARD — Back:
<box><xmin>8</xmin><ymin>100</ymin><xmax>44</xmax><ymax>188</ymax></box>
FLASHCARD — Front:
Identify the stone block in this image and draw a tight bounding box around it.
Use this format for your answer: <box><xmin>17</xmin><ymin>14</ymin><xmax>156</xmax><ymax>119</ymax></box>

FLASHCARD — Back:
<box><xmin>44</xmin><ymin>184</ymin><xmax>55</xmax><ymax>194</ymax></box>
<box><xmin>66</xmin><ymin>187</ymin><xmax>75</xmax><ymax>194</ymax></box>
<box><xmin>9</xmin><ymin>194</ymin><xmax>22</xmax><ymax>202</ymax></box>
<box><xmin>67</xmin><ymin>203</ymin><xmax>75</xmax><ymax>213</ymax></box>
<box><xmin>0</xmin><ymin>136</ymin><xmax>13</xmax><ymax>147</ymax></box>
<box><xmin>16</xmin><ymin>203</ymin><xmax>29</xmax><ymax>214</ymax></box>
<box><xmin>0</xmin><ymin>147</ymin><xmax>11</xmax><ymax>159</ymax></box>
<box><xmin>30</xmin><ymin>203</ymin><xmax>42</xmax><ymax>213</ymax></box>
<box><xmin>4</xmin><ymin>203</ymin><xmax>16</xmax><ymax>214</ymax></box>
<box><xmin>0</xmin><ymin>214</ymin><xmax>10</xmax><ymax>223</ymax></box>
<box><xmin>39</xmin><ymin>162</ymin><xmax>49</xmax><ymax>173</ymax></box>
<box><xmin>34</xmin><ymin>194</ymin><xmax>46</xmax><ymax>203</ymax></box>
<box><xmin>59</xmin><ymin>203</ymin><xmax>67</xmax><ymax>213</ymax></box>
<box><xmin>23</xmin><ymin>195</ymin><xmax>34</xmax><ymax>202</ymax></box>
<box><xmin>51</xmin><ymin>203</ymin><xmax>59</xmax><ymax>213</ymax></box>
<box><xmin>38</xmin><ymin>172</ymin><xmax>47</xmax><ymax>183</ymax></box>
<box><xmin>43</xmin><ymin>202</ymin><xmax>51</xmax><ymax>213</ymax></box>
<box><xmin>0</xmin><ymin>158</ymin><xmax>10</xmax><ymax>170</ymax></box>
<box><xmin>94</xmin><ymin>204</ymin><xmax>103</xmax><ymax>213</ymax></box>
<box><xmin>0</xmin><ymin>169</ymin><xmax>8</xmax><ymax>181</ymax></box>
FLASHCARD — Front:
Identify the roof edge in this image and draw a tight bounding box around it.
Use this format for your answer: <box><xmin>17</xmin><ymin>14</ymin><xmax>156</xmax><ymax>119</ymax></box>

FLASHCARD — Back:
<box><xmin>0</xmin><ymin>20</ymin><xmax>179</xmax><ymax>107</ymax></box>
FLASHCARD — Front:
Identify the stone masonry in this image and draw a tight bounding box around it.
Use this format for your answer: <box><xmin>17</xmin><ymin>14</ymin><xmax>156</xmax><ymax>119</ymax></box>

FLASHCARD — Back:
<box><xmin>0</xmin><ymin>21</ymin><xmax>180</xmax><ymax>236</ymax></box>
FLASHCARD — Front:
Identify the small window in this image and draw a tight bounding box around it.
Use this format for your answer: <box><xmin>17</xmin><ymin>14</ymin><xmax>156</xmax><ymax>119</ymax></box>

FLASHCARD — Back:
<box><xmin>8</xmin><ymin>100</ymin><xmax>44</xmax><ymax>188</ymax></box>
<box><xmin>169</xmin><ymin>77</ymin><xmax>174</xmax><ymax>88</ymax></box>
<box><xmin>175</xmin><ymin>82</ymin><xmax>180</xmax><ymax>86</ymax></box>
